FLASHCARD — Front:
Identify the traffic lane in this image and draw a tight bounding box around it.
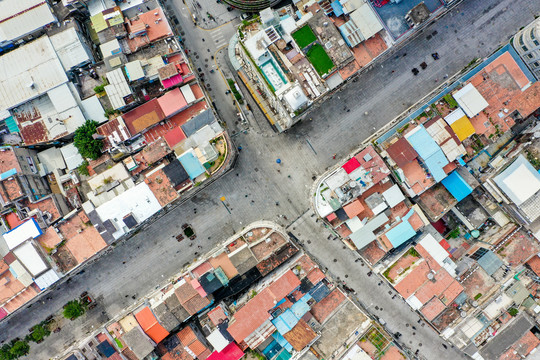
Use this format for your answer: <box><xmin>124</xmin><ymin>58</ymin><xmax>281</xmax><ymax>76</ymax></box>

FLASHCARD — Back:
<box><xmin>289</xmin><ymin>212</ymin><xmax>464</xmax><ymax>360</ymax></box>
<box><xmin>289</xmin><ymin>0</ymin><xmax>540</xmax><ymax>159</ymax></box>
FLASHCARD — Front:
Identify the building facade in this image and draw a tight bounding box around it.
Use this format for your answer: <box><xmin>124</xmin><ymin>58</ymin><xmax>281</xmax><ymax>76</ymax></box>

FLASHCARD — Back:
<box><xmin>514</xmin><ymin>18</ymin><xmax>540</xmax><ymax>80</ymax></box>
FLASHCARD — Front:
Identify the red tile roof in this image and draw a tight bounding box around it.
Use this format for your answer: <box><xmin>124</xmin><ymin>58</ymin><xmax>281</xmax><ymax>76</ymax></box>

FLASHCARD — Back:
<box><xmin>282</xmin><ymin>319</ymin><xmax>317</xmax><ymax>351</ymax></box>
<box><xmin>342</xmin><ymin>158</ymin><xmax>361</xmax><ymax>174</ymax></box>
<box><xmin>386</xmin><ymin>137</ymin><xmax>418</xmax><ymax>168</ymax></box>
<box><xmin>164</xmin><ymin>127</ymin><xmax>186</xmax><ymax>148</ymax></box>
<box><xmin>228</xmin><ymin>270</ymin><xmax>300</xmax><ymax>342</ymax></box>
<box><xmin>158</xmin><ymin>88</ymin><xmax>188</xmax><ymax>118</ymax></box>
<box><xmin>122</xmin><ymin>99</ymin><xmax>165</xmax><ymax>135</ymax></box>
<box><xmin>207</xmin><ymin>305</ymin><xmax>228</xmax><ymax>326</ymax></box>
<box><xmin>188</xmin><ymin>339</ymin><xmax>207</xmax><ymax>356</ymax></box>
<box><xmin>310</xmin><ymin>288</ymin><xmax>346</xmax><ymax>323</ymax></box>
<box><xmin>527</xmin><ymin>255</ymin><xmax>540</xmax><ymax>276</ymax></box>
<box><xmin>306</xmin><ymin>268</ymin><xmax>325</xmax><ymax>285</ymax></box>
<box><xmin>177</xmin><ymin>326</ymin><xmax>197</xmax><ymax>346</ymax></box>
<box><xmin>125</xmin><ymin>7</ymin><xmax>173</xmax><ymax>52</ymax></box>
<box><xmin>394</xmin><ymin>261</ymin><xmax>430</xmax><ymax>298</ymax></box>
<box><xmin>343</xmin><ymin>199</ymin><xmax>364</xmax><ymax>219</ymax></box>
<box><xmin>421</xmin><ymin>297</ymin><xmax>446</xmax><ymax>321</ymax></box>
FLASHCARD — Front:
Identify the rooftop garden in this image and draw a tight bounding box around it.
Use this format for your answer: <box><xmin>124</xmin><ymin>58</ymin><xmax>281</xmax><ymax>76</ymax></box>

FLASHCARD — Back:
<box><xmin>382</xmin><ymin>247</ymin><xmax>420</xmax><ymax>284</ymax></box>
<box><xmin>306</xmin><ymin>44</ymin><xmax>334</xmax><ymax>77</ymax></box>
<box><xmin>292</xmin><ymin>25</ymin><xmax>317</xmax><ymax>48</ymax></box>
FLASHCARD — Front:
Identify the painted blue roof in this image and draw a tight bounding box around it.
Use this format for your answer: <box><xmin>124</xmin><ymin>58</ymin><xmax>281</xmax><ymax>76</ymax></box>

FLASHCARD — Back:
<box><xmin>442</xmin><ymin>171</ymin><xmax>473</xmax><ymax>202</ymax></box>
<box><xmin>424</xmin><ymin>150</ymin><xmax>449</xmax><ymax>182</ymax></box>
<box><xmin>291</xmin><ymin>294</ymin><xmax>312</xmax><ymax>318</ymax></box>
<box><xmin>406</xmin><ymin>126</ymin><xmax>439</xmax><ymax>159</ymax></box>
<box><xmin>406</xmin><ymin>126</ymin><xmax>448</xmax><ymax>182</ymax></box>
<box><xmin>385</xmin><ymin>210</ymin><xmax>417</xmax><ymax>248</ymax></box>
<box><xmin>272</xmin><ymin>332</ymin><xmax>293</xmax><ymax>353</ymax></box>
<box><xmin>272</xmin><ymin>309</ymin><xmax>299</xmax><ymax>335</ymax></box>
<box><xmin>0</xmin><ymin>168</ymin><xmax>17</xmax><ymax>180</ymax></box>
<box><xmin>331</xmin><ymin>0</ymin><xmax>344</xmax><ymax>16</ymax></box>
<box><xmin>178</xmin><ymin>151</ymin><xmax>206</xmax><ymax>179</ymax></box>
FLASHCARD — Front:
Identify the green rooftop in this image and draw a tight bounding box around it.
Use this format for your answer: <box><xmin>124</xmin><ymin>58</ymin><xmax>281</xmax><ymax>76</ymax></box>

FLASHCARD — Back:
<box><xmin>292</xmin><ymin>25</ymin><xmax>317</xmax><ymax>48</ymax></box>
<box><xmin>306</xmin><ymin>44</ymin><xmax>334</xmax><ymax>76</ymax></box>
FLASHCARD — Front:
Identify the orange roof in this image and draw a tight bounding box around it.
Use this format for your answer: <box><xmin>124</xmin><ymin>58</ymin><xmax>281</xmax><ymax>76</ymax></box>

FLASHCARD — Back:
<box><xmin>188</xmin><ymin>339</ymin><xmax>207</xmax><ymax>356</ymax></box>
<box><xmin>65</xmin><ymin>226</ymin><xmax>107</xmax><ymax>264</ymax></box>
<box><xmin>421</xmin><ymin>297</ymin><xmax>446</xmax><ymax>321</ymax></box>
<box><xmin>228</xmin><ymin>270</ymin><xmax>300</xmax><ymax>342</ymax></box>
<box><xmin>310</xmin><ymin>288</ymin><xmax>346</xmax><ymax>323</ymax></box>
<box><xmin>209</xmin><ymin>252</ymin><xmax>238</xmax><ymax>279</ymax></box>
<box><xmin>441</xmin><ymin>279</ymin><xmax>464</xmax><ymax>305</ymax></box>
<box><xmin>394</xmin><ymin>261</ymin><xmax>430</xmax><ymax>298</ymax></box>
<box><xmin>158</xmin><ymin>88</ymin><xmax>188</xmax><ymax>117</ymax></box>
<box><xmin>134</xmin><ymin>307</ymin><xmax>169</xmax><ymax>343</ymax></box>
<box><xmin>527</xmin><ymin>255</ymin><xmax>540</xmax><ymax>276</ymax></box>
<box><xmin>207</xmin><ymin>305</ymin><xmax>227</xmax><ymax>326</ymax></box>
<box><xmin>125</xmin><ymin>7</ymin><xmax>173</xmax><ymax>52</ymax></box>
<box><xmin>414</xmin><ymin>269</ymin><xmax>455</xmax><ymax>304</ymax></box>
<box><xmin>343</xmin><ymin>199</ymin><xmax>364</xmax><ymax>219</ymax></box>
<box><xmin>177</xmin><ymin>326</ymin><xmax>197</xmax><ymax>346</ymax></box>
<box><xmin>306</xmin><ymin>268</ymin><xmax>325</xmax><ymax>285</ymax></box>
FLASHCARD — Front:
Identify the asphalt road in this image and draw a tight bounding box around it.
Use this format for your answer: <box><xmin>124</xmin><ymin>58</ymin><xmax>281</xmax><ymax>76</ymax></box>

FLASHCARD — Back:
<box><xmin>2</xmin><ymin>0</ymin><xmax>540</xmax><ymax>358</ymax></box>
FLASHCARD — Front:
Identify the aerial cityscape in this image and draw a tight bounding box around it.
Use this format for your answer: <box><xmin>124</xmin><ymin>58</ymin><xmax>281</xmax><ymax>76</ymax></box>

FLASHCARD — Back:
<box><xmin>0</xmin><ymin>0</ymin><xmax>539</xmax><ymax>359</ymax></box>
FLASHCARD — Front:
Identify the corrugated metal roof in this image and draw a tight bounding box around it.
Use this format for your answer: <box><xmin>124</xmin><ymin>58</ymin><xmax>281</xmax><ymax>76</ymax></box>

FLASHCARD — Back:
<box><xmin>0</xmin><ymin>1</ymin><xmax>56</xmax><ymax>43</ymax></box>
<box><xmin>105</xmin><ymin>68</ymin><xmax>131</xmax><ymax>109</ymax></box>
<box><xmin>49</xmin><ymin>27</ymin><xmax>92</xmax><ymax>72</ymax></box>
<box><xmin>453</xmin><ymin>83</ymin><xmax>489</xmax><ymax>118</ymax></box>
<box><xmin>477</xmin><ymin>250</ymin><xmax>503</xmax><ymax>276</ymax></box>
<box><xmin>441</xmin><ymin>171</ymin><xmax>473</xmax><ymax>202</ymax></box>
<box><xmin>0</xmin><ymin>36</ymin><xmax>67</xmax><ymax>111</ymax></box>
<box><xmin>348</xmin><ymin>2</ymin><xmax>383</xmax><ymax>40</ymax></box>
<box><xmin>349</xmin><ymin>212</ymin><xmax>389</xmax><ymax>249</ymax></box>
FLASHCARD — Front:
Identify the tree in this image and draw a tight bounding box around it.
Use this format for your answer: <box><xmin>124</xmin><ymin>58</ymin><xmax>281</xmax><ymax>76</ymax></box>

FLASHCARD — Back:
<box><xmin>0</xmin><ymin>344</ymin><xmax>14</xmax><ymax>360</ymax></box>
<box><xmin>9</xmin><ymin>341</ymin><xmax>29</xmax><ymax>358</ymax></box>
<box><xmin>73</xmin><ymin>120</ymin><xmax>103</xmax><ymax>160</ymax></box>
<box><xmin>30</xmin><ymin>324</ymin><xmax>50</xmax><ymax>343</ymax></box>
<box><xmin>63</xmin><ymin>300</ymin><xmax>85</xmax><ymax>320</ymax></box>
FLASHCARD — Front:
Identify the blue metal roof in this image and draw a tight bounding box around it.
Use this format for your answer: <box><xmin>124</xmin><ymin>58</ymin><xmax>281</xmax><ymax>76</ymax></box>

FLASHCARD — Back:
<box><xmin>406</xmin><ymin>126</ymin><xmax>448</xmax><ymax>182</ymax></box>
<box><xmin>291</xmin><ymin>294</ymin><xmax>312</xmax><ymax>319</ymax></box>
<box><xmin>385</xmin><ymin>210</ymin><xmax>417</xmax><ymax>248</ymax></box>
<box><xmin>331</xmin><ymin>0</ymin><xmax>344</xmax><ymax>16</ymax></box>
<box><xmin>272</xmin><ymin>309</ymin><xmax>299</xmax><ymax>335</ymax></box>
<box><xmin>406</xmin><ymin>126</ymin><xmax>439</xmax><ymax>159</ymax></box>
<box><xmin>272</xmin><ymin>332</ymin><xmax>293</xmax><ymax>353</ymax></box>
<box><xmin>178</xmin><ymin>151</ymin><xmax>206</xmax><ymax>180</ymax></box>
<box><xmin>442</xmin><ymin>171</ymin><xmax>473</xmax><ymax>202</ymax></box>
<box><xmin>309</xmin><ymin>282</ymin><xmax>330</xmax><ymax>302</ymax></box>
<box><xmin>424</xmin><ymin>150</ymin><xmax>449</xmax><ymax>182</ymax></box>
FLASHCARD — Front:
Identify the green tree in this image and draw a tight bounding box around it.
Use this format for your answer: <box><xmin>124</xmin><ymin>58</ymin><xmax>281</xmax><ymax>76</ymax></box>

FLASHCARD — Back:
<box><xmin>63</xmin><ymin>300</ymin><xmax>85</xmax><ymax>320</ymax></box>
<box><xmin>30</xmin><ymin>324</ymin><xmax>50</xmax><ymax>343</ymax></box>
<box><xmin>9</xmin><ymin>341</ymin><xmax>29</xmax><ymax>358</ymax></box>
<box><xmin>0</xmin><ymin>344</ymin><xmax>14</xmax><ymax>360</ymax></box>
<box><xmin>73</xmin><ymin>120</ymin><xmax>103</xmax><ymax>160</ymax></box>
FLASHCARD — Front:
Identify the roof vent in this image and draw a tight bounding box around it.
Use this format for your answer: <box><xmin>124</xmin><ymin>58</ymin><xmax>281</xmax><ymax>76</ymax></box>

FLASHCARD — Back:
<box><xmin>427</xmin><ymin>273</ymin><xmax>435</xmax><ymax>281</ymax></box>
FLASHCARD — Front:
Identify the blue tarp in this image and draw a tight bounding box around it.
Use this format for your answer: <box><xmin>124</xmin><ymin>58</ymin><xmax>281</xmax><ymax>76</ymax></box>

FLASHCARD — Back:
<box><xmin>331</xmin><ymin>0</ymin><xmax>344</xmax><ymax>16</ymax></box>
<box><xmin>178</xmin><ymin>151</ymin><xmax>206</xmax><ymax>179</ymax></box>
<box><xmin>442</xmin><ymin>171</ymin><xmax>473</xmax><ymax>202</ymax></box>
<box><xmin>385</xmin><ymin>209</ymin><xmax>417</xmax><ymax>248</ymax></box>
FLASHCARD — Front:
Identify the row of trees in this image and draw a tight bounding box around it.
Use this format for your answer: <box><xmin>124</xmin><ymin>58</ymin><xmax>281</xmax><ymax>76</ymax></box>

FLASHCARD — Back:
<box><xmin>0</xmin><ymin>300</ymin><xmax>86</xmax><ymax>359</ymax></box>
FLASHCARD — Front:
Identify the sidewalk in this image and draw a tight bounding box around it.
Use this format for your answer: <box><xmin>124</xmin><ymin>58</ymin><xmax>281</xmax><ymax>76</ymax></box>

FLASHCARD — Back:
<box><xmin>184</xmin><ymin>0</ymin><xmax>239</xmax><ymax>29</ymax></box>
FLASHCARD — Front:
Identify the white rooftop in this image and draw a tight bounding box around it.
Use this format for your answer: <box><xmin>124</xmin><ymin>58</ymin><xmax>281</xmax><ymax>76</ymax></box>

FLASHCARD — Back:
<box><xmin>452</xmin><ymin>83</ymin><xmax>489</xmax><ymax>118</ymax></box>
<box><xmin>180</xmin><ymin>85</ymin><xmax>196</xmax><ymax>104</ymax></box>
<box><xmin>13</xmin><ymin>242</ymin><xmax>48</xmax><ymax>276</ymax></box>
<box><xmin>349</xmin><ymin>2</ymin><xmax>384</xmax><ymax>40</ymax></box>
<box><xmin>283</xmin><ymin>85</ymin><xmax>309</xmax><ymax>112</ymax></box>
<box><xmin>88</xmin><ymin>163</ymin><xmax>130</xmax><ymax>190</ymax></box>
<box><xmin>0</xmin><ymin>0</ymin><xmax>56</xmax><ymax>43</ymax></box>
<box><xmin>125</xmin><ymin>61</ymin><xmax>145</xmax><ymax>82</ymax></box>
<box><xmin>444</xmin><ymin>108</ymin><xmax>467</xmax><ymax>125</ymax></box>
<box><xmin>207</xmin><ymin>329</ymin><xmax>230</xmax><ymax>352</ymax></box>
<box><xmin>105</xmin><ymin>68</ymin><xmax>131</xmax><ymax>109</ymax></box>
<box><xmin>382</xmin><ymin>184</ymin><xmax>406</xmax><ymax>208</ymax></box>
<box><xmin>81</xmin><ymin>95</ymin><xmax>107</xmax><ymax>124</ymax></box>
<box><xmin>94</xmin><ymin>182</ymin><xmax>162</xmax><ymax>240</ymax></box>
<box><xmin>3</xmin><ymin>219</ymin><xmax>42</xmax><ymax>250</ymax></box>
<box><xmin>49</xmin><ymin>27</ymin><xmax>92</xmax><ymax>71</ymax></box>
<box><xmin>38</xmin><ymin>147</ymin><xmax>66</xmax><ymax>174</ymax></box>
<box><xmin>60</xmin><ymin>143</ymin><xmax>85</xmax><ymax>171</ymax></box>
<box><xmin>0</xmin><ymin>36</ymin><xmax>68</xmax><ymax>111</ymax></box>
<box><xmin>244</xmin><ymin>30</ymin><xmax>271</xmax><ymax>62</ymax></box>
<box><xmin>100</xmin><ymin>39</ymin><xmax>122</xmax><ymax>58</ymax></box>
<box><xmin>494</xmin><ymin>154</ymin><xmax>540</xmax><ymax>206</ymax></box>
<box><xmin>34</xmin><ymin>269</ymin><xmax>60</xmax><ymax>290</ymax></box>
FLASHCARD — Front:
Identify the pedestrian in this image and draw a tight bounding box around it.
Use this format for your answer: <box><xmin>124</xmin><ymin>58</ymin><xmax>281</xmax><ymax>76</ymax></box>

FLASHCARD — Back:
<box><xmin>332</xmin><ymin>154</ymin><xmax>337</xmax><ymax>159</ymax></box>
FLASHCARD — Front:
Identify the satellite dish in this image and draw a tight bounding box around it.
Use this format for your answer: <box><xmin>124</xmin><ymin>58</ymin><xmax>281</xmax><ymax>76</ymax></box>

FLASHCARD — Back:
<box><xmin>472</xmin><ymin>301</ymin><xmax>478</xmax><ymax>307</ymax></box>
<box><xmin>427</xmin><ymin>273</ymin><xmax>434</xmax><ymax>280</ymax></box>
<box><xmin>460</xmin><ymin>311</ymin><xmax>467</xmax><ymax>318</ymax></box>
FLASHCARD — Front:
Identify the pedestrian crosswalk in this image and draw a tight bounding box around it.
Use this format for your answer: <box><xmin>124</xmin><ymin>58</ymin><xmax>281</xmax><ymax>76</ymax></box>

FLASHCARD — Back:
<box><xmin>210</xmin><ymin>28</ymin><xmax>227</xmax><ymax>49</ymax></box>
